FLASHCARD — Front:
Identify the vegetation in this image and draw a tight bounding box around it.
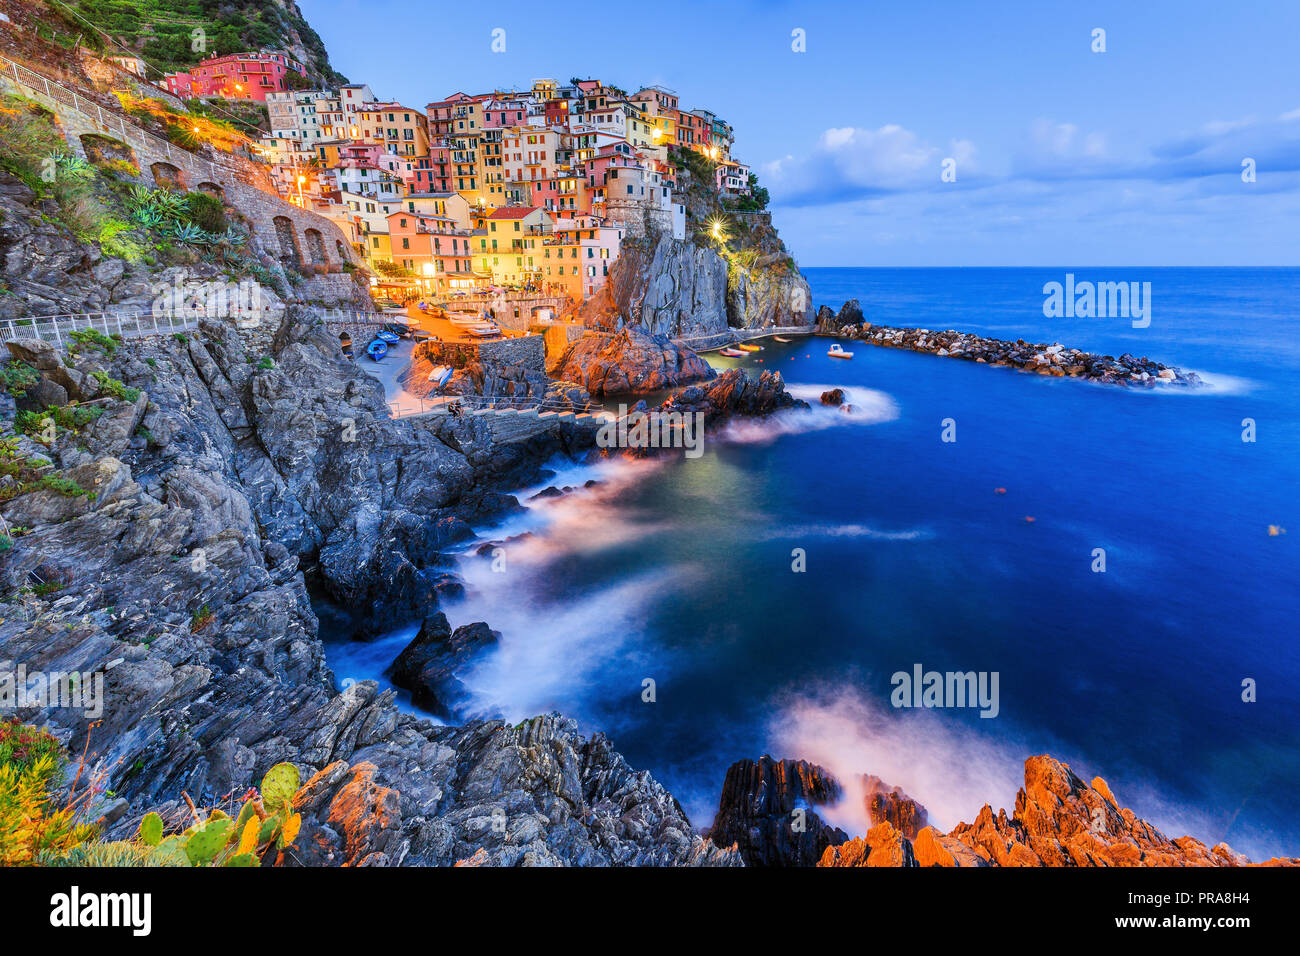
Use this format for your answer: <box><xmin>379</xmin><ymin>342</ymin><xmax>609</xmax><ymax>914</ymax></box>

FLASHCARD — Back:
<box><xmin>90</xmin><ymin>370</ymin><xmax>142</xmax><ymax>402</ymax></box>
<box><xmin>68</xmin><ymin>327</ymin><xmax>121</xmax><ymax>357</ymax></box>
<box><xmin>0</xmin><ymin>361</ymin><xmax>41</xmax><ymax>399</ymax></box>
<box><xmin>67</xmin><ymin>0</ymin><xmax>346</xmax><ymax>84</ymax></box>
<box><xmin>0</xmin><ymin>436</ymin><xmax>96</xmax><ymax>503</ymax></box>
<box><xmin>16</xmin><ymin>403</ymin><xmax>105</xmax><ymax>440</ymax></box>
<box><xmin>0</xmin><ymin>720</ymin><xmax>306</xmax><ymax>867</ymax></box>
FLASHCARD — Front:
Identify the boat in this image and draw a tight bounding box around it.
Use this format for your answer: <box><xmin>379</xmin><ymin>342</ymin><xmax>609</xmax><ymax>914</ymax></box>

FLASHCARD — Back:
<box><xmin>366</xmin><ymin>338</ymin><xmax>388</xmax><ymax>361</ymax></box>
<box><xmin>382</xmin><ymin>322</ymin><xmax>412</xmax><ymax>339</ymax></box>
<box><xmin>428</xmin><ymin>365</ymin><xmax>453</xmax><ymax>389</ymax></box>
<box><xmin>774</xmin><ymin>336</ymin><xmax>792</xmax><ymax>343</ymax></box>
<box><xmin>341</xmin><ymin>345</ymin><xmax>353</xmax><ymax>359</ymax></box>
<box><xmin>718</xmin><ymin>347</ymin><xmax>745</xmax><ymax>357</ymax></box>
<box><xmin>412</xmin><ymin>329</ymin><xmax>432</xmax><ymax>343</ymax></box>
<box><xmin>828</xmin><ymin>343</ymin><xmax>854</xmax><ymax>359</ymax></box>
<box><xmin>375</xmin><ymin>329</ymin><xmax>401</xmax><ymax>345</ymax></box>
<box><xmin>737</xmin><ymin>343</ymin><xmax>762</xmax><ymax>352</ymax></box>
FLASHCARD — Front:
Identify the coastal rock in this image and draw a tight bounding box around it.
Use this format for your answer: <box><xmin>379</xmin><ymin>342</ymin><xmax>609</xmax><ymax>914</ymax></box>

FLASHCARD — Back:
<box><xmin>662</xmin><ymin>367</ymin><xmax>807</xmax><ymax>424</ymax></box>
<box><xmin>388</xmin><ymin>613</ymin><xmax>499</xmax><ymax>720</ymax></box>
<box><xmin>707</xmin><ymin>757</ymin><xmax>848</xmax><ymax>866</ymax></box>
<box><xmin>551</xmin><ymin>325</ymin><xmax>715</xmax><ymax>396</ymax></box>
<box><xmin>827</xmin><ymin>308</ymin><xmax>1202</xmax><ymax>387</ymax></box>
<box><xmin>819</xmin><ymin>387</ymin><xmax>845</xmax><ymax>406</ymax></box>
<box><xmin>862</xmin><ymin>773</ymin><xmax>929</xmax><ymax>838</ymax></box>
<box><xmin>817</xmin><ymin>822</ymin><xmax>918</xmax><ymax>867</ymax></box>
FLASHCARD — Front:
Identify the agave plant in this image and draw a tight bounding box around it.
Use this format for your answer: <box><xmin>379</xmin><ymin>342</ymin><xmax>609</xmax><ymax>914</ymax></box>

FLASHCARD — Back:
<box><xmin>221</xmin><ymin>227</ymin><xmax>248</xmax><ymax>248</ymax></box>
<box><xmin>168</xmin><ymin>222</ymin><xmax>206</xmax><ymax>245</ymax></box>
<box><xmin>57</xmin><ymin>154</ymin><xmax>95</xmax><ymax>181</ymax></box>
<box><xmin>132</xmin><ymin>207</ymin><xmax>164</xmax><ymax>229</ymax></box>
<box><xmin>152</xmin><ymin>189</ymin><xmax>187</xmax><ymax>217</ymax></box>
<box><xmin>127</xmin><ymin>184</ymin><xmax>155</xmax><ymax>210</ymax></box>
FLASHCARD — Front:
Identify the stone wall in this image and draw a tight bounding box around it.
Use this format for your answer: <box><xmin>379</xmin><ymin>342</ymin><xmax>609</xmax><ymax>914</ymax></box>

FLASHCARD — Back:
<box><xmin>0</xmin><ymin>55</ymin><xmax>360</xmax><ymax>280</ymax></box>
<box><xmin>417</xmin><ymin>334</ymin><xmax>546</xmax><ymax>373</ymax></box>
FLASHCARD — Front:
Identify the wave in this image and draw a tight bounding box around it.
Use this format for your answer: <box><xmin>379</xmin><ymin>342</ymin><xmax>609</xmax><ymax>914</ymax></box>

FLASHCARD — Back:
<box><xmin>753</xmin><ymin>523</ymin><xmax>931</xmax><ymax>542</ymax></box>
<box><xmin>764</xmin><ymin>684</ymin><xmax>1028</xmax><ymax>835</ymax></box>
<box><xmin>718</xmin><ymin>384</ymin><xmax>899</xmax><ymax>445</ymax></box>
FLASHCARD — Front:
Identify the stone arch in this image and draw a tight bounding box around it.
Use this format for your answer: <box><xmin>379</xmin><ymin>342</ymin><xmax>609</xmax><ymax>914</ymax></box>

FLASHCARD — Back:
<box><xmin>79</xmin><ymin>134</ymin><xmax>137</xmax><ymax>171</ymax></box>
<box><xmin>150</xmin><ymin>161</ymin><xmax>186</xmax><ymax>189</ymax></box>
<box><xmin>272</xmin><ymin>216</ymin><xmax>303</xmax><ymax>266</ymax></box>
<box><xmin>195</xmin><ymin>181</ymin><xmax>225</xmax><ymax>202</ymax></box>
<box><xmin>303</xmin><ymin>227</ymin><xmax>328</xmax><ymax>267</ymax></box>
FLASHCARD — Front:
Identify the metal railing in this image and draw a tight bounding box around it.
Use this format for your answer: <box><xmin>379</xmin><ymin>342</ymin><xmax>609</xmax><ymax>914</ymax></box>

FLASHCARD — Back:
<box><xmin>0</xmin><ymin>310</ymin><xmax>216</xmax><ymax>346</ymax></box>
<box><xmin>0</xmin><ymin>53</ymin><xmax>242</xmax><ymax>185</ymax></box>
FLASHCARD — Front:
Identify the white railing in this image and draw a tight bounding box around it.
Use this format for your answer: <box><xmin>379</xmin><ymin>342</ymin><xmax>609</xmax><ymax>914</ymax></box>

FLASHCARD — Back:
<box><xmin>0</xmin><ymin>310</ymin><xmax>211</xmax><ymax>346</ymax></box>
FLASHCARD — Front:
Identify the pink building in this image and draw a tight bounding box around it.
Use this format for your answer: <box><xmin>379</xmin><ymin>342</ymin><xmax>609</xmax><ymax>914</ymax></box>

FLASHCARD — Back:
<box><xmin>166</xmin><ymin>51</ymin><xmax>307</xmax><ymax>101</ymax></box>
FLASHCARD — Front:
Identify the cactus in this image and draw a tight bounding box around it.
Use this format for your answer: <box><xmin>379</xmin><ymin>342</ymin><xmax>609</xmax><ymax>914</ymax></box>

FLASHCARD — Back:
<box><xmin>260</xmin><ymin>762</ymin><xmax>299</xmax><ymax>813</ymax></box>
<box><xmin>183</xmin><ymin>817</ymin><xmax>231</xmax><ymax>865</ymax></box>
<box><xmin>138</xmin><ymin>811</ymin><xmax>163</xmax><ymax>846</ymax></box>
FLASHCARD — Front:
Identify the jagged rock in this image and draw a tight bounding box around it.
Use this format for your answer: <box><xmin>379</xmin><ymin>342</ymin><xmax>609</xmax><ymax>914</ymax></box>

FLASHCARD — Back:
<box><xmin>552</xmin><ymin>325</ymin><xmax>715</xmax><ymax>396</ymax></box>
<box><xmin>707</xmin><ymin>756</ymin><xmax>847</xmax><ymax>866</ymax></box>
<box><xmin>862</xmin><ymin>773</ymin><xmax>928</xmax><ymax>838</ymax></box>
<box><xmin>388</xmin><ymin>613</ymin><xmax>499</xmax><ymax>719</ymax></box>
<box><xmin>818</xmin><ymin>822</ymin><xmax>918</xmax><ymax>867</ymax></box>
<box><xmin>819</xmin><ymin>387</ymin><xmax>845</xmax><ymax>406</ymax></box>
<box><xmin>662</xmin><ymin>367</ymin><xmax>806</xmax><ymax>424</ymax></box>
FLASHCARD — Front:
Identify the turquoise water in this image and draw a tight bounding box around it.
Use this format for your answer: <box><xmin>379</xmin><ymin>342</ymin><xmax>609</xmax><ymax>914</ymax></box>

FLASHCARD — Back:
<box><xmin>328</xmin><ymin>267</ymin><xmax>1300</xmax><ymax>859</ymax></box>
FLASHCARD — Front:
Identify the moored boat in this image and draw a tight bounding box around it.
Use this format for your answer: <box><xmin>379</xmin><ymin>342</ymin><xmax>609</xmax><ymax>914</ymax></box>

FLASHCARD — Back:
<box><xmin>718</xmin><ymin>347</ymin><xmax>745</xmax><ymax>357</ymax></box>
<box><xmin>828</xmin><ymin>343</ymin><xmax>854</xmax><ymax>359</ymax></box>
<box><xmin>774</xmin><ymin>336</ymin><xmax>792</xmax><ymax>343</ymax></box>
<box><xmin>366</xmin><ymin>338</ymin><xmax>388</xmax><ymax>361</ymax></box>
<box><xmin>428</xmin><ymin>364</ymin><xmax>453</xmax><ymax>388</ymax></box>
<box><xmin>738</xmin><ymin>343</ymin><xmax>762</xmax><ymax>352</ymax></box>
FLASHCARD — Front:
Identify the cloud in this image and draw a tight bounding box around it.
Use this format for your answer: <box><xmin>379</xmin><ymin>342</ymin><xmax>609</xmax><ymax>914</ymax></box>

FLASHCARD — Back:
<box><xmin>766</xmin><ymin>108</ymin><xmax>1300</xmax><ymax>210</ymax></box>
<box><xmin>762</xmin><ymin>124</ymin><xmax>981</xmax><ymax>206</ymax></box>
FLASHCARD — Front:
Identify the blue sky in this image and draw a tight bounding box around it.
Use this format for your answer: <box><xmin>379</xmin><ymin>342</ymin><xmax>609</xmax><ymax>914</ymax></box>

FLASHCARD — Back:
<box><xmin>301</xmin><ymin>0</ymin><xmax>1300</xmax><ymax>266</ymax></box>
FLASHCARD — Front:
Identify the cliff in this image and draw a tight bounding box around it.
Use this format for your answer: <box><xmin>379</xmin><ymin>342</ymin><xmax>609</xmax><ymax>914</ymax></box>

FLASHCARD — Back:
<box><xmin>0</xmin><ymin>308</ymin><xmax>739</xmax><ymax>866</ymax></box>
<box><xmin>709</xmin><ymin>754</ymin><xmax>1298</xmax><ymax>867</ymax></box>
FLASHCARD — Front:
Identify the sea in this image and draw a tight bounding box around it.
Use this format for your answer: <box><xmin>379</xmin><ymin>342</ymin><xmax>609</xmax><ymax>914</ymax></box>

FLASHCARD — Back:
<box><xmin>324</xmin><ymin>267</ymin><xmax>1300</xmax><ymax>860</ymax></box>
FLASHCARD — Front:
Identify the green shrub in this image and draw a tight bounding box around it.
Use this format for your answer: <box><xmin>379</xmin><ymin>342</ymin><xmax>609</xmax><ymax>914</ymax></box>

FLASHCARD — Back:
<box><xmin>91</xmin><ymin>371</ymin><xmax>141</xmax><ymax>402</ymax></box>
<box><xmin>182</xmin><ymin>191</ymin><xmax>227</xmax><ymax>233</ymax></box>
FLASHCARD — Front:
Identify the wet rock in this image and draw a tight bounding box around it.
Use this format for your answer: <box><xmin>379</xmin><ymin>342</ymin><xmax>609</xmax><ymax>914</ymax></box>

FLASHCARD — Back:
<box><xmin>819</xmin><ymin>387</ymin><xmax>845</xmax><ymax>406</ymax></box>
<box><xmin>707</xmin><ymin>756</ymin><xmax>848</xmax><ymax>867</ymax></box>
<box><xmin>551</xmin><ymin>325</ymin><xmax>715</xmax><ymax>396</ymax></box>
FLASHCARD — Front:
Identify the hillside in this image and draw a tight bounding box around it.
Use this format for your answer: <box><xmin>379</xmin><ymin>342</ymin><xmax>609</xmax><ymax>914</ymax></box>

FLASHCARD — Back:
<box><xmin>39</xmin><ymin>0</ymin><xmax>346</xmax><ymax>84</ymax></box>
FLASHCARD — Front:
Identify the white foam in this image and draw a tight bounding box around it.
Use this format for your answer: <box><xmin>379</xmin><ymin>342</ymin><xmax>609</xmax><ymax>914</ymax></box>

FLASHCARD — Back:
<box><xmin>718</xmin><ymin>384</ymin><xmax>899</xmax><ymax>445</ymax></box>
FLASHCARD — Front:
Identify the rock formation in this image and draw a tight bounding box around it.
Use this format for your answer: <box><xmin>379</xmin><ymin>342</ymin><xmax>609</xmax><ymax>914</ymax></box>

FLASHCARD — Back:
<box><xmin>551</xmin><ymin>325</ymin><xmax>715</xmax><ymax>396</ymax></box>
<box><xmin>707</xmin><ymin>757</ymin><xmax>848</xmax><ymax>867</ymax></box>
<box><xmin>659</xmin><ymin>367</ymin><xmax>807</xmax><ymax>424</ymax></box>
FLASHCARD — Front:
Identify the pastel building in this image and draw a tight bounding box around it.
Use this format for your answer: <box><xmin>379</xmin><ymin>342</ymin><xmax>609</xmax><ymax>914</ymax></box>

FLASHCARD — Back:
<box><xmin>165</xmin><ymin>51</ymin><xmax>307</xmax><ymax>101</ymax></box>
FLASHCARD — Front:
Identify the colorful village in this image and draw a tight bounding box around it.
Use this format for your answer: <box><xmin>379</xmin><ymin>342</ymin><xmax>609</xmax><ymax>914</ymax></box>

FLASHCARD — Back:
<box><xmin>155</xmin><ymin>50</ymin><xmax>755</xmax><ymax>309</ymax></box>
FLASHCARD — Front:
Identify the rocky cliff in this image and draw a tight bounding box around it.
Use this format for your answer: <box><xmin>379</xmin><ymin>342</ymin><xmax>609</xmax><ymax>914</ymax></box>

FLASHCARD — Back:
<box><xmin>572</xmin><ymin>233</ymin><xmax>812</xmax><ymax>341</ymax></box>
<box><xmin>0</xmin><ymin>307</ymin><xmax>739</xmax><ymax>866</ymax></box>
<box><xmin>550</xmin><ymin>325</ymin><xmax>716</xmax><ymax>396</ymax></box>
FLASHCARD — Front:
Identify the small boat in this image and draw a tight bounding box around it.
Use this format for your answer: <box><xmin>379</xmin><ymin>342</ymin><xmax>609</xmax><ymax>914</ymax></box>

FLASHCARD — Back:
<box><xmin>383</xmin><ymin>322</ymin><xmax>412</xmax><ymax>339</ymax></box>
<box><xmin>718</xmin><ymin>347</ymin><xmax>745</xmax><ymax>357</ymax></box>
<box><xmin>412</xmin><ymin>329</ymin><xmax>432</xmax><ymax>343</ymax></box>
<box><xmin>341</xmin><ymin>345</ymin><xmax>353</xmax><ymax>359</ymax></box>
<box><xmin>375</xmin><ymin>329</ymin><xmax>401</xmax><ymax>345</ymax></box>
<box><xmin>738</xmin><ymin>343</ymin><xmax>762</xmax><ymax>352</ymax></box>
<box><xmin>828</xmin><ymin>343</ymin><xmax>854</xmax><ymax>359</ymax></box>
<box><xmin>366</xmin><ymin>338</ymin><xmax>388</xmax><ymax>361</ymax></box>
<box><xmin>774</xmin><ymin>336</ymin><xmax>792</xmax><ymax>343</ymax></box>
<box><xmin>428</xmin><ymin>364</ymin><xmax>453</xmax><ymax>388</ymax></box>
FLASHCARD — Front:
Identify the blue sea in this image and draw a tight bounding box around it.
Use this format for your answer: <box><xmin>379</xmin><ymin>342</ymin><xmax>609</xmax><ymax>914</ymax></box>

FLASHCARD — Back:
<box><xmin>327</xmin><ymin>267</ymin><xmax>1300</xmax><ymax>860</ymax></box>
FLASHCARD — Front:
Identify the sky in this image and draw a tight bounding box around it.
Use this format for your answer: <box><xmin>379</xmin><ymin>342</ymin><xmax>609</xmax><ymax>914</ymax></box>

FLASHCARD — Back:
<box><xmin>299</xmin><ymin>0</ymin><xmax>1300</xmax><ymax>266</ymax></box>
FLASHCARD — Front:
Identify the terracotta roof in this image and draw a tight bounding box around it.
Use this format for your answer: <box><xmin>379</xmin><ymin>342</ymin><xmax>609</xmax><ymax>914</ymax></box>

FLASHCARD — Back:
<box><xmin>487</xmin><ymin>206</ymin><xmax>539</xmax><ymax>220</ymax></box>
